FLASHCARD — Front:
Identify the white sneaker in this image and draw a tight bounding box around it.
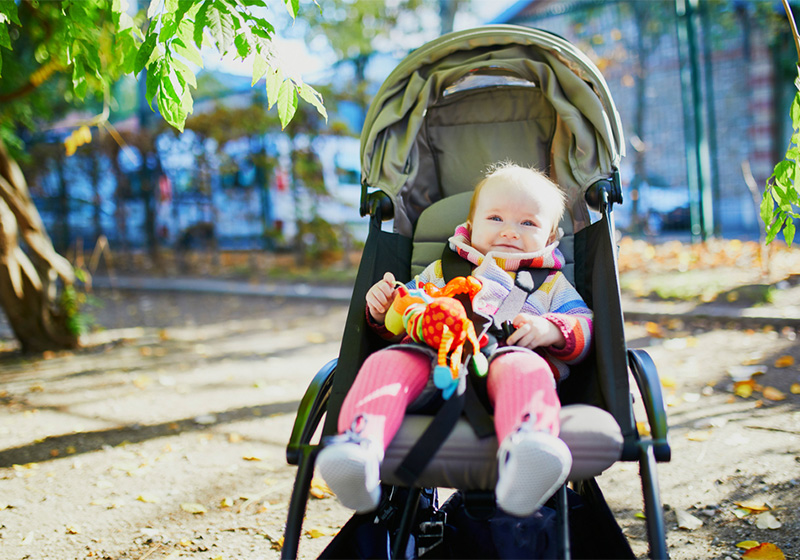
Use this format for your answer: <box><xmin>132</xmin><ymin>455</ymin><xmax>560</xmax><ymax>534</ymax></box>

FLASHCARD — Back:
<box><xmin>316</xmin><ymin>434</ymin><xmax>382</xmax><ymax>513</ymax></box>
<box><xmin>495</xmin><ymin>428</ymin><xmax>572</xmax><ymax>518</ymax></box>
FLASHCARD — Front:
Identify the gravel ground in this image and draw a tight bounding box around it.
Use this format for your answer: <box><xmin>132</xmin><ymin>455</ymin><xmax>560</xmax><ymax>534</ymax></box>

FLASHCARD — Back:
<box><xmin>0</xmin><ymin>288</ymin><xmax>799</xmax><ymax>559</ymax></box>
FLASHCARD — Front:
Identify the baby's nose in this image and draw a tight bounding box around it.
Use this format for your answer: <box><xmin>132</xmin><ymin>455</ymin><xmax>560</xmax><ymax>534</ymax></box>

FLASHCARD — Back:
<box><xmin>501</xmin><ymin>225</ymin><xmax>519</xmax><ymax>237</ymax></box>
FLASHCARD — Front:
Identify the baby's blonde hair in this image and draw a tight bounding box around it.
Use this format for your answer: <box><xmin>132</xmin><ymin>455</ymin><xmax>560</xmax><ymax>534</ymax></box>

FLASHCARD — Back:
<box><xmin>467</xmin><ymin>162</ymin><xmax>566</xmax><ymax>236</ymax></box>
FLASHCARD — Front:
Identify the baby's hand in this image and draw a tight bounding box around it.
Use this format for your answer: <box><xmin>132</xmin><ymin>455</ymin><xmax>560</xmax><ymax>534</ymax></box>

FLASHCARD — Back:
<box><xmin>366</xmin><ymin>272</ymin><xmax>398</xmax><ymax>324</ymax></box>
<box><xmin>506</xmin><ymin>313</ymin><xmax>565</xmax><ymax>350</ymax></box>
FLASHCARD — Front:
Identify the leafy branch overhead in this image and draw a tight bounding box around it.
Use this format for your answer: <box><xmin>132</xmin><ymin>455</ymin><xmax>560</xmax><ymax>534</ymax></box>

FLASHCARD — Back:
<box><xmin>764</xmin><ymin>0</ymin><xmax>800</xmax><ymax>246</ymax></box>
<box><xmin>0</xmin><ymin>0</ymin><xmax>326</xmax><ymax>135</ymax></box>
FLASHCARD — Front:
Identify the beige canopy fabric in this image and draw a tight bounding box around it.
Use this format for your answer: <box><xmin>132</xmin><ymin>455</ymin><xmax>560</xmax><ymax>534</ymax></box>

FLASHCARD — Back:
<box><xmin>360</xmin><ymin>25</ymin><xmax>625</xmax><ymax>237</ymax></box>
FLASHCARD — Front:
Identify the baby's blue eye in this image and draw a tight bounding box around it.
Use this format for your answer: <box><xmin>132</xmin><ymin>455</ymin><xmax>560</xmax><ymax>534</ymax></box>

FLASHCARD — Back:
<box><xmin>522</xmin><ymin>220</ymin><xmax>536</xmax><ymax>227</ymax></box>
<box><xmin>488</xmin><ymin>216</ymin><xmax>502</xmax><ymax>222</ymax></box>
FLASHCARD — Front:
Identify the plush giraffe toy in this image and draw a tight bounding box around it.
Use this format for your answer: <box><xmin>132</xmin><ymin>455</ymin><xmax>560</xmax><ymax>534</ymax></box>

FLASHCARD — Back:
<box><xmin>384</xmin><ymin>276</ymin><xmax>487</xmax><ymax>399</ymax></box>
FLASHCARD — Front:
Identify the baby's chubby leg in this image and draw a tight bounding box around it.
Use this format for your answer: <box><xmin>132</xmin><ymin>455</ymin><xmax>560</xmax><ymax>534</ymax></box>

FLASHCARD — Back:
<box><xmin>488</xmin><ymin>351</ymin><xmax>571</xmax><ymax>517</ymax></box>
<box><xmin>317</xmin><ymin>348</ymin><xmax>430</xmax><ymax>513</ymax></box>
<box><xmin>487</xmin><ymin>351</ymin><xmax>561</xmax><ymax>441</ymax></box>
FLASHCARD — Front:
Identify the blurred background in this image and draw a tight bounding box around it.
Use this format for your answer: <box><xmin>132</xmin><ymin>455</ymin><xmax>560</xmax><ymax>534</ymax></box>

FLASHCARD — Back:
<box><xmin>12</xmin><ymin>0</ymin><xmax>800</xmax><ymax>274</ymax></box>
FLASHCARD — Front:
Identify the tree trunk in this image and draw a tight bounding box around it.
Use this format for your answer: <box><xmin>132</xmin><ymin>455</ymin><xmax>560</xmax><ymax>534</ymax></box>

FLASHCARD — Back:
<box><xmin>0</xmin><ymin>139</ymin><xmax>78</xmax><ymax>353</ymax></box>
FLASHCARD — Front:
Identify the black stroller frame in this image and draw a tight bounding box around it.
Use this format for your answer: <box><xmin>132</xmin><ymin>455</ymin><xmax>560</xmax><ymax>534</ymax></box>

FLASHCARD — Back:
<box><xmin>283</xmin><ymin>25</ymin><xmax>671</xmax><ymax>560</ymax></box>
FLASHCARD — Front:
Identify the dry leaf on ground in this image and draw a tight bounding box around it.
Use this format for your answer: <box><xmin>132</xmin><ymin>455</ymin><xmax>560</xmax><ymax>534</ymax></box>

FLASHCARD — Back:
<box><xmin>774</xmin><ymin>355</ymin><xmax>795</xmax><ymax>368</ymax></box>
<box><xmin>742</xmin><ymin>542</ymin><xmax>786</xmax><ymax>560</ymax></box>
<box><xmin>755</xmin><ymin>512</ymin><xmax>782</xmax><ymax>530</ymax></box>
<box><xmin>676</xmin><ymin>510</ymin><xmax>703</xmax><ymax>530</ymax></box>
<box><xmin>180</xmin><ymin>502</ymin><xmax>207</xmax><ymax>514</ymax></box>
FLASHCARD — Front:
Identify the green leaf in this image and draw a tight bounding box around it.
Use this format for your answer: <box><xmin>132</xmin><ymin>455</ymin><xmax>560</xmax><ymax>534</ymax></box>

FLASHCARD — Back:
<box><xmin>766</xmin><ymin>214</ymin><xmax>786</xmax><ymax>244</ymax></box>
<box><xmin>181</xmin><ymin>83</ymin><xmax>194</xmax><ymax>115</ymax></box>
<box><xmin>283</xmin><ymin>0</ymin><xmax>299</xmax><ymax>19</ymax></box>
<box><xmin>135</xmin><ymin>32</ymin><xmax>158</xmax><ymax>75</ymax></box>
<box><xmin>146</xmin><ymin>60</ymin><xmax>161</xmax><ymax>109</ymax></box>
<box><xmin>784</xmin><ymin>219</ymin><xmax>796</xmax><ymax>246</ymax></box>
<box><xmin>251</xmin><ymin>51</ymin><xmax>268</xmax><ymax>86</ymax></box>
<box><xmin>161</xmin><ymin>71</ymin><xmax>181</xmax><ymax>103</ymax></box>
<box><xmin>297</xmin><ymin>81</ymin><xmax>327</xmax><ymax>120</ymax></box>
<box><xmin>276</xmin><ymin>79</ymin><xmax>298</xmax><ymax>128</ymax></box>
<box><xmin>0</xmin><ymin>51</ymin><xmax>3</xmax><ymax>77</ymax></box>
<box><xmin>234</xmin><ymin>33</ymin><xmax>250</xmax><ymax>58</ymax></box>
<box><xmin>791</xmin><ymin>92</ymin><xmax>800</xmax><ymax>126</ymax></box>
<box><xmin>0</xmin><ymin>0</ymin><xmax>21</xmax><ymax>26</ymax></box>
<box><xmin>0</xmin><ymin>20</ymin><xmax>10</xmax><ymax>50</ymax></box>
<box><xmin>194</xmin><ymin>1</ymin><xmax>210</xmax><ymax>48</ymax></box>
<box><xmin>774</xmin><ymin>160</ymin><xmax>793</xmax><ymax>186</ymax></box>
<box><xmin>206</xmin><ymin>1</ymin><xmax>235</xmax><ymax>51</ymax></box>
<box><xmin>171</xmin><ymin>57</ymin><xmax>197</xmax><ymax>88</ymax></box>
<box><xmin>175</xmin><ymin>0</ymin><xmax>196</xmax><ymax>20</ymax></box>
<box><xmin>174</xmin><ymin>37</ymin><xmax>204</xmax><ymax>67</ymax></box>
<box><xmin>159</xmin><ymin>14</ymin><xmax>180</xmax><ymax>42</ymax></box>
<box><xmin>760</xmin><ymin>190</ymin><xmax>774</xmax><ymax>227</ymax></box>
<box><xmin>265</xmin><ymin>67</ymin><xmax>282</xmax><ymax>109</ymax></box>
<box><xmin>72</xmin><ymin>58</ymin><xmax>87</xmax><ymax>99</ymax></box>
<box><xmin>251</xmin><ymin>16</ymin><xmax>275</xmax><ymax>36</ymax></box>
<box><xmin>147</xmin><ymin>0</ymin><xmax>163</xmax><ymax>19</ymax></box>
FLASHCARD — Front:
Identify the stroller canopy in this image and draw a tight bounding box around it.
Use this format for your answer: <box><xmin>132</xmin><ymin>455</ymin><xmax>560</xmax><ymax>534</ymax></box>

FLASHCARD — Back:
<box><xmin>360</xmin><ymin>24</ymin><xmax>625</xmax><ymax>236</ymax></box>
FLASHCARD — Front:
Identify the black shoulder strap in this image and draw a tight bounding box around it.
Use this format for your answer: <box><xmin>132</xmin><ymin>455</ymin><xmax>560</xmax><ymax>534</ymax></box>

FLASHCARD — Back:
<box><xmin>441</xmin><ymin>244</ymin><xmax>471</xmax><ymax>281</ymax></box>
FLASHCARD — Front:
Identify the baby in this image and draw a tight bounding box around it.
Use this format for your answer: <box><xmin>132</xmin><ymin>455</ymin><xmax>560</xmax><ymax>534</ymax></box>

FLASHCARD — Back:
<box><xmin>317</xmin><ymin>162</ymin><xmax>593</xmax><ymax>518</ymax></box>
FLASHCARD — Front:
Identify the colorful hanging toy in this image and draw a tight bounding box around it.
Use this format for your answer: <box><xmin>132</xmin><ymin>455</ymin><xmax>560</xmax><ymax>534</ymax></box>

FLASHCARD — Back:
<box><xmin>384</xmin><ymin>276</ymin><xmax>488</xmax><ymax>399</ymax></box>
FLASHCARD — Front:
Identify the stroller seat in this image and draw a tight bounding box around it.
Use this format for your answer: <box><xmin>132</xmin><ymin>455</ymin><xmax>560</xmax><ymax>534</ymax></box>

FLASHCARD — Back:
<box><xmin>382</xmin><ymin>404</ymin><xmax>622</xmax><ymax>489</ymax></box>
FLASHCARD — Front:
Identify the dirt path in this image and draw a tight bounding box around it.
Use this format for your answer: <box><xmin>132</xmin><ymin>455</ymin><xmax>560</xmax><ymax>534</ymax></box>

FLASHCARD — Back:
<box><xmin>0</xmin><ymin>290</ymin><xmax>798</xmax><ymax>559</ymax></box>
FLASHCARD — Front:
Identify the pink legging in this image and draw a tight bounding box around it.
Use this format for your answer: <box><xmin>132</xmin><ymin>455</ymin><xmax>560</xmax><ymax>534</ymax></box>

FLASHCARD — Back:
<box><xmin>337</xmin><ymin>348</ymin><xmax>560</xmax><ymax>452</ymax></box>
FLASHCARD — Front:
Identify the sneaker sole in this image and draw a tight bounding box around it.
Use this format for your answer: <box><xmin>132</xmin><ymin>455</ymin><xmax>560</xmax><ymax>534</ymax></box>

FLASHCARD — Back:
<box><xmin>496</xmin><ymin>432</ymin><xmax>571</xmax><ymax>518</ymax></box>
<box><xmin>316</xmin><ymin>443</ymin><xmax>381</xmax><ymax>513</ymax></box>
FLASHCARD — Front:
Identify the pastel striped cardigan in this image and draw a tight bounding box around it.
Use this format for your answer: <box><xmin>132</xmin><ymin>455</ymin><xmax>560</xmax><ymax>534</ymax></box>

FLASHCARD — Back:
<box><xmin>412</xmin><ymin>223</ymin><xmax>593</xmax><ymax>382</ymax></box>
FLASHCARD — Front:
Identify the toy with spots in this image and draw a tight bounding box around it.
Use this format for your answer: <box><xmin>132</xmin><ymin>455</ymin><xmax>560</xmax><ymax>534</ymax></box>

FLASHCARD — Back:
<box><xmin>384</xmin><ymin>276</ymin><xmax>487</xmax><ymax>399</ymax></box>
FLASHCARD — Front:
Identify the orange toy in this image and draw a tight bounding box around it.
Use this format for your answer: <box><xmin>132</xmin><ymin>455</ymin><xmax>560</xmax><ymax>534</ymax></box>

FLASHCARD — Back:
<box><xmin>388</xmin><ymin>276</ymin><xmax>487</xmax><ymax>399</ymax></box>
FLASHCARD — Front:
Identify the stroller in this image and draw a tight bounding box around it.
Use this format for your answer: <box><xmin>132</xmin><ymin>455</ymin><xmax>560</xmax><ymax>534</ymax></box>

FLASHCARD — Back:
<box><xmin>283</xmin><ymin>25</ymin><xmax>671</xmax><ymax>559</ymax></box>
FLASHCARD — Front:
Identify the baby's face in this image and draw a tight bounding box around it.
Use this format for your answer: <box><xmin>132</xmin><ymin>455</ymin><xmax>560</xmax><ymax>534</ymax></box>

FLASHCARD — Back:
<box><xmin>469</xmin><ymin>176</ymin><xmax>557</xmax><ymax>255</ymax></box>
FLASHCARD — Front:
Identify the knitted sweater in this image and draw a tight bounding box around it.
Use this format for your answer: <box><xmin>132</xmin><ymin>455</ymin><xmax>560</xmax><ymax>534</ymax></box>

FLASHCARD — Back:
<box><xmin>411</xmin><ymin>223</ymin><xmax>594</xmax><ymax>382</ymax></box>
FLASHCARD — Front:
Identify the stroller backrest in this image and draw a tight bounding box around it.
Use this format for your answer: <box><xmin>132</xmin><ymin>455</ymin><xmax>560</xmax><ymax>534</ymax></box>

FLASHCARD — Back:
<box><xmin>360</xmin><ymin>26</ymin><xmax>624</xmax><ymax>242</ymax></box>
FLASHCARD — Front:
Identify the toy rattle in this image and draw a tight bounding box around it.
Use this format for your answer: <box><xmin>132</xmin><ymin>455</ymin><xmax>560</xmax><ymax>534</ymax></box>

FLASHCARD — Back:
<box><xmin>385</xmin><ymin>276</ymin><xmax>487</xmax><ymax>399</ymax></box>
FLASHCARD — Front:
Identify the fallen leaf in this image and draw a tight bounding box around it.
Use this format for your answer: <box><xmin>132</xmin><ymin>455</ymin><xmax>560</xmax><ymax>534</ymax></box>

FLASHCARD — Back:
<box><xmin>137</xmin><ymin>494</ymin><xmax>159</xmax><ymax>503</ymax></box>
<box><xmin>180</xmin><ymin>502</ymin><xmax>207</xmax><ymax>514</ymax></box>
<box><xmin>676</xmin><ymin>510</ymin><xmax>703</xmax><ymax>530</ymax></box>
<box><xmin>729</xmin><ymin>365</ymin><xmax>767</xmax><ymax>381</ymax></box>
<box><xmin>732</xmin><ymin>507</ymin><xmax>752</xmax><ymax>518</ymax></box>
<box><xmin>790</xmin><ymin>383</ymin><xmax>800</xmax><ymax>394</ymax></box>
<box><xmin>634</xmin><ymin>511</ymin><xmax>646</xmax><ymax>519</ymax></box>
<box><xmin>271</xmin><ymin>536</ymin><xmax>284</xmax><ymax>551</ymax></box>
<box><xmin>65</xmin><ymin>525</ymin><xmax>80</xmax><ymax>534</ymax></box>
<box><xmin>133</xmin><ymin>374</ymin><xmax>152</xmax><ymax>389</ymax></box>
<box><xmin>686</xmin><ymin>430</ymin><xmax>712</xmax><ymax>442</ymax></box>
<box><xmin>737</xmin><ymin>541</ymin><xmax>762</xmax><ymax>549</ymax></box>
<box><xmin>220</xmin><ymin>497</ymin><xmax>234</xmax><ymax>508</ymax></box>
<box><xmin>660</xmin><ymin>375</ymin><xmax>676</xmax><ymax>388</ymax></box>
<box><xmin>735</xmin><ymin>500</ymin><xmax>770</xmax><ymax>512</ymax></box>
<box><xmin>774</xmin><ymin>355</ymin><xmax>795</xmax><ymax>368</ymax></box>
<box><xmin>636</xmin><ymin>421</ymin><xmax>651</xmax><ymax>436</ymax></box>
<box><xmin>305</xmin><ymin>527</ymin><xmax>335</xmax><ymax>538</ymax></box>
<box><xmin>228</xmin><ymin>432</ymin><xmax>243</xmax><ymax>443</ymax></box>
<box><xmin>762</xmin><ymin>387</ymin><xmax>786</xmax><ymax>401</ymax></box>
<box><xmin>645</xmin><ymin>322</ymin><xmax>664</xmax><ymax>338</ymax></box>
<box><xmin>742</xmin><ymin>542</ymin><xmax>786</xmax><ymax>560</ymax></box>
<box><xmin>243</xmin><ymin>454</ymin><xmax>263</xmax><ymax>461</ymax></box>
<box><xmin>755</xmin><ymin>512</ymin><xmax>782</xmax><ymax>530</ymax></box>
<box><xmin>735</xmin><ymin>379</ymin><xmax>755</xmax><ymax>398</ymax></box>
<box><xmin>306</xmin><ymin>332</ymin><xmax>326</xmax><ymax>344</ymax></box>
<box><xmin>309</xmin><ymin>478</ymin><xmax>334</xmax><ymax>499</ymax></box>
